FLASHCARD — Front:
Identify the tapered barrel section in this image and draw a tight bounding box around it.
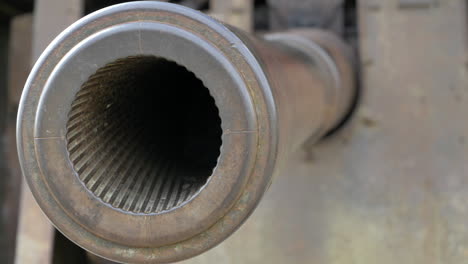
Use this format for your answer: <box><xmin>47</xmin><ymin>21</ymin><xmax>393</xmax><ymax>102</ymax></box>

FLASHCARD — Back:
<box><xmin>17</xmin><ymin>2</ymin><xmax>355</xmax><ymax>263</ymax></box>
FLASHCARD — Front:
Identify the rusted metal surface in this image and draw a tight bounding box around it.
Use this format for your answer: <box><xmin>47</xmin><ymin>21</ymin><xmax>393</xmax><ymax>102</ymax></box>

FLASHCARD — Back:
<box><xmin>14</xmin><ymin>0</ymin><xmax>82</xmax><ymax>264</ymax></box>
<box><xmin>17</xmin><ymin>2</ymin><xmax>355</xmax><ymax>263</ymax></box>
<box><xmin>181</xmin><ymin>0</ymin><xmax>468</xmax><ymax>263</ymax></box>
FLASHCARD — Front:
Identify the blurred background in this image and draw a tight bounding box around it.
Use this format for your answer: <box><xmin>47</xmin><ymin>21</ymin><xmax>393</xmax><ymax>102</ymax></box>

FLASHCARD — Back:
<box><xmin>2</xmin><ymin>0</ymin><xmax>468</xmax><ymax>263</ymax></box>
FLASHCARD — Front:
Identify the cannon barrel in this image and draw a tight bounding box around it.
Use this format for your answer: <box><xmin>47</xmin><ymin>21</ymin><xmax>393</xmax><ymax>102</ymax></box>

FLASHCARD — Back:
<box><xmin>17</xmin><ymin>2</ymin><xmax>355</xmax><ymax>263</ymax></box>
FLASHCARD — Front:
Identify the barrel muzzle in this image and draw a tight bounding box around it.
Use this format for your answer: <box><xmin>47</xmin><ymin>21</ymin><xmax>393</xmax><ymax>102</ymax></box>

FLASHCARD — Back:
<box><xmin>17</xmin><ymin>2</ymin><xmax>355</xmax><ymax>263</ymax></box>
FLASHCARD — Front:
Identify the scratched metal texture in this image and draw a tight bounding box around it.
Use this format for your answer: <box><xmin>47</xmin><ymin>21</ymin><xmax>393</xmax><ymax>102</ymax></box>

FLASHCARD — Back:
<box><xmin>181</xmin><ymin>0</ymin><xmax>468</xmax><ymax>263</ymax></box>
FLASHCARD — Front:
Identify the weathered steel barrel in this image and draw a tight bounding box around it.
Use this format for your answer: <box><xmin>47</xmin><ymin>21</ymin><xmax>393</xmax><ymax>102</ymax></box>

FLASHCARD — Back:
<box><xmin>17</xmin><ymin>2</ymin><xmax>355</xmax><ymax>263</ymax></box>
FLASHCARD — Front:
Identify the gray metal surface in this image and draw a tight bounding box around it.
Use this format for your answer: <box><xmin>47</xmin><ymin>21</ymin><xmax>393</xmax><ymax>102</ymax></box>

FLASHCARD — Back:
<box><xmin>210</xmin><ymin>0</ymin><xmax>253</xmax><ymax>32</ymax></box>
<box><xmin>180</xmin><ymin>0</ymin><xmax>468</xmax><ymax>263</ymax></box>
<box><xmin>399</xmin><ymin>0</ymin><xmax>436</xmax><ymax>8</ymax></box>
<box><xmin>268</xmin><ymin>0</ymin><xmax>344</xmax><ymax>34</ymax></box>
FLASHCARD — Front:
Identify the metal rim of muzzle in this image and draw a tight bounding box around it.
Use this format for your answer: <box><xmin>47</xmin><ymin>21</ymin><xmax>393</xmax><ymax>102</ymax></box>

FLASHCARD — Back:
<box><xmin>18</xmin><ymin>2</ymin><xmax>279</xmax><ymax>263</ymax></box>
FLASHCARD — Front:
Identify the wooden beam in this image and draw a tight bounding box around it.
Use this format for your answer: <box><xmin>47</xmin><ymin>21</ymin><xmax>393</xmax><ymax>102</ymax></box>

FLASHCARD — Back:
<box><xmin>14</xmin><ymin>1</ymin><xmax>83</xmax><ymax>263</ymax></box>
